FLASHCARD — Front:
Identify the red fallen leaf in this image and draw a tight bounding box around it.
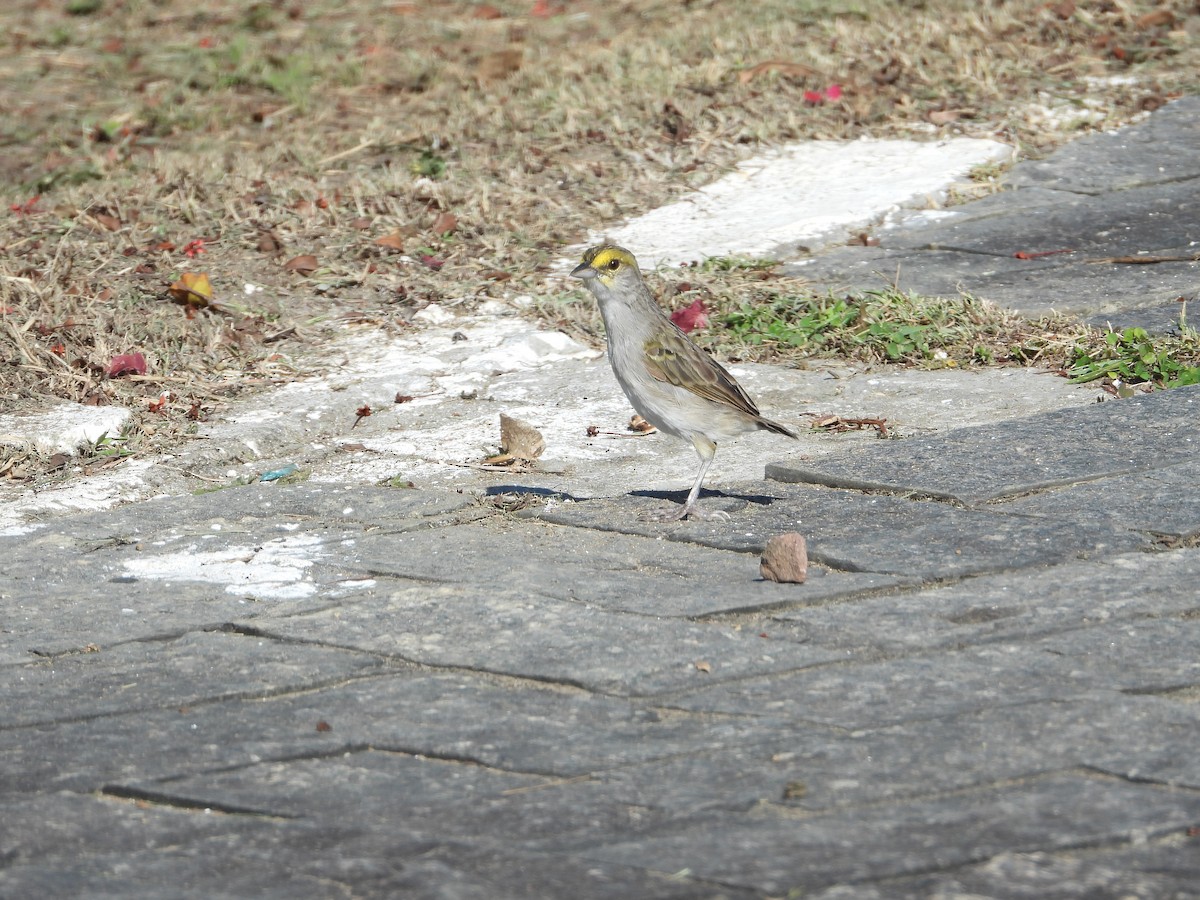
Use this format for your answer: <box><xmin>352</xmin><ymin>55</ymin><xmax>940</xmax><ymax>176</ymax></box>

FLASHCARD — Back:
<box><xmin>108</xmin><ymin>352</ymin><xmax>147</xmax><ymax>378</ymax></box>
<box><xmin>10</xmin><ymin>195</ymin><xmax>40</xmax><ymax>215</ymax></box>
<box><xmin>670</xmin><ymin>298</ymin><xmax>709</xmax><ymax>333</ymax></box>
<box><xmin>530</xmin><ymin>0</ymin><xmax>561</xmax><ymax>16</ymax></box>
<box><xmin>50</xmin><ymin>343</ymin><xmax>65</xmax><ymax>355</ymax></box>
<box><xmin>283</xmin><ymin>254</ymin><xmax>319</xmax><ymax>274</ymax></box>
<box><xmin>182</xmin><ymin>238</ymin><xmax>206</xmax><ymax>257</ymax></box>
<box><xmin>803</xmin><ymin>85</ymin><xmax>842</xmax><ymax>105</ymax></box>
<box><xmin>394</xmin><ymin>393</ymin><xmax>414</xmax><ymax>404</ymax></box>
<box><xmin>186</xmin><ymin>402</ymin><xmax>204</xmax><ymax>420</ymax></box>
<box><xmin>431</xmin><ymin>211</ymin><xmax>457</xmax><ymax>235</ymax></box>
<box><xmin>151</xmin><ymin>240</ymin><xmax>176</xmax><ymax>252</ymax></box>
<box><xmin>316</xmin><ymin>196</ymin><xmax>329</xmax><ymax>209</ymax></box>
<box><xmin>148</xmin><ymin>393</ymin><xmax>169</xmax><ymax>413</ymax></box>
<box><xmin>198</xmin><ymin>36</ymin><xmax>214</xmax><ymax>48</ymax></box>
<box><xmin>353</xmin><ymin>404</ymin><xmax>372</xmax><ymax>428</ymax></box>
<box><xmin>420</xmin><ymin>254</ymin><xmax>445</xmax><ymax>270</ymax></box>
<box><xmin>316</xmin><ymin>720</ymin><xmax>332</xmax><ymax>733</ymax></box>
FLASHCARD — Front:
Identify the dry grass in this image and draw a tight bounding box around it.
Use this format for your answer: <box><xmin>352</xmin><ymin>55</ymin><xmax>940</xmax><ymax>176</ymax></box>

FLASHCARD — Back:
<box><xmin>2</xmin><ymin>0</ymin><xmax>1199</xmax><ymax>478</ymax></box>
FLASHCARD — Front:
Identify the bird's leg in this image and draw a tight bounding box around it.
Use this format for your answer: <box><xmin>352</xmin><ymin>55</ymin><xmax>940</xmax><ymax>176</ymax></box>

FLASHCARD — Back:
<box><xmin>644</xmin><ymin>436</ymin><xmax>727</xmax><ymax>522</ymax></box>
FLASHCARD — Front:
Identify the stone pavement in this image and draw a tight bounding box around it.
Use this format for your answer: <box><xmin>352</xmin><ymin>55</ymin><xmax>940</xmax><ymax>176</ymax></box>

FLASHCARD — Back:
<box><xmin>3</xmin><ymin>103</ymin><xmax>1200</xmax><ymax>898</ymax></box>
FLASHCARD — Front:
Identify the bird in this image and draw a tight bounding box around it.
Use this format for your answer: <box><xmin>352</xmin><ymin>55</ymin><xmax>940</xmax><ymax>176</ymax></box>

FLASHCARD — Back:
<box><xmin>571</xmin><ymin>244</ymin><xmax>796</xmax><ymax>520</ymax></box>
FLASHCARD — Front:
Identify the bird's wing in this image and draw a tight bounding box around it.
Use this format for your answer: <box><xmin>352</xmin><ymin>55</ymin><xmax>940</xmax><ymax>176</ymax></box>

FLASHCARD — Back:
<box><xmin>643</xmin><ymin>327</ymin><xmax>762</xmax><ymax>417</ymax></box>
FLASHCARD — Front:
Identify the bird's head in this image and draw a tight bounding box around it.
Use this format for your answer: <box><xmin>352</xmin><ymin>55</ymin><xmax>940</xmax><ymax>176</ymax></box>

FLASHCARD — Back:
<box><xmin>570</xmin><ymin>245</ymin><xmax>640</xmax><ymax>290</ymax></box>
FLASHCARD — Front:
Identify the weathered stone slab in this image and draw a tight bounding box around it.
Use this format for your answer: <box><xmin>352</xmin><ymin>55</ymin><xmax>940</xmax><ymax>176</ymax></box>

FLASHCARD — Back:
<box><xmin>246</xmin><ymin>583</ymin><xmax>840</xmax><ymax>696</ymax></box>
<box><xmin>584</xmin><ymin>774</ymin><xmax>1200</xmax><ymax>895</ymax></box>
<box><xmin>997</xmin><ymin>459</ymin><xmax>1200</xmax><ymax>539</ymax></box>
<box><xmin>808</xmin><ymin>843</ymin><xmax>1200</xmax><ymax>899</ymax></box>
<box><xmin>0</xmin><ymin>670</ymin><xmax>766</xmax><ymax>796</ymax></box>
<box><xmin>349</xmin><ymin>519</ymin><xmax>904</xmax><ymax>617</ymax></box>
<box><xmin>766</xmin><ymin>385</ymin><xmax>1200</xmax><ymax>505</ymax></box>
<box><xmin>669</xmin><ymin>617</ymin><xmax>1200</xmax><ymax>730</ymax></box>
<box><xmin>1006</xmin><ymin>96</ymin><xmax>1200</xmax><ymax>194</ymax></box>
<box><xmin>790</xmin><ymin>97</ymin><xmax>1200</xmax><ymax>321</ymax></box>
<box><xmin>793</xmin><ymin>243</ymin><xmax>1200</xmax><ymax>320</ymax></box>
<box><xmin>538</xmin><ymin>485</ymin><xmax>1147</xmax><ymax>579</ymax></box>
<box><xmin>771</xmin><ymin>548</ymin><xmax>1200</xmax><ymax>654</ymax></box>
<box><xmin>0</xmin><ymin>630</ymin><xmax>383</xmax><ymax>729</ymax></box>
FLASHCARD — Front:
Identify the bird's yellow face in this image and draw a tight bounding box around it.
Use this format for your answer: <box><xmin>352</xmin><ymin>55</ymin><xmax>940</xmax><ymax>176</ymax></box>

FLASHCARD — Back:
<box><xmin>571</xmin><ymin>245</ymin><xmax>638</xmax><ymax>288</ymax></box>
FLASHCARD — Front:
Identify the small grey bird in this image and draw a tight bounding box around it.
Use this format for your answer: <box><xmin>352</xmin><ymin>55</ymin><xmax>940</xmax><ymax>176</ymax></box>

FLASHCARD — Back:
<box><xmin>571</xmin><ymin>244</ymin><xmax>796</xmax><ymax>520</ymax></box>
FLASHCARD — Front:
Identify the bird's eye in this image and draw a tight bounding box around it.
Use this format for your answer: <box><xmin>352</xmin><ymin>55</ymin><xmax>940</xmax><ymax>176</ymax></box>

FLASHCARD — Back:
<box><xmin>606</xmin><ymin>258</ymin><xmax>620</xmax><ymax>271</ymax></box>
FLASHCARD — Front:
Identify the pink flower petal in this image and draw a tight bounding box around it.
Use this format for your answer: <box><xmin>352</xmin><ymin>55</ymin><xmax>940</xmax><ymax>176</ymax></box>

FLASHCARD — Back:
<box><xmin>108</xmin><ymin>353</ymin><xmax>147</xmax><ymax>378</ymax></box>
<box><xmin>670</xmin><ymin>298</ymin><xmax>709</xmax><ymax>333</ymax></box>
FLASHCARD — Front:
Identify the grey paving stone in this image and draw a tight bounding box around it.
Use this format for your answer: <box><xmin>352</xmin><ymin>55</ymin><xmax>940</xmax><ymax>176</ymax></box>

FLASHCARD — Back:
<box><xmin>54</xmin><ymin>482</ymin><xmax>472</xmax><ymax>533</ymax></box>
<box><xmin>771</xmin><ymin>548</ymin><xmax>1200</xmax><ymax>654</ymax></box>
<box><xmin>583</xmin><ymin>774</ymin><xmax>1200</xmax><ymax>895</ymax></box>
<box><xmin>668</xmin><ymin>616</ymin><xmax>1200</xmax><ymax>729</ymax></box>
<box><xmin>115</xmin><ymin>748</ymin><xmax>686</xmax><ymax>851</ymax></box>
<box><xmin>1005</xmin><ymin>96</ymin><xmax>1200</xmax><ymax>194</ymax></box>
<box><xmin>997</xmin><ymin>459</ymin><xmax>1200</xmax><ymax>539</ymax></box>
<box><xmin>0</xmin><ymin>669</ymin><xmax>765</xmax><ymax>797</ymax></box>
<box><xmin>348</xmin><ymin>518</ymin><xmax>903</xmax><ymax>617</ymax></box>
<box><xmin>247</xmin><ymin>583</ymin><xmax>841</xmax><ymax>696</ymax></box>
<box><xmin>0</xmin><ymin>485</ymin><xmax>473</xmax><ymax>663</ymax></box>
<box><xmin>791</xmin><ymin>97</ymin><xmax>1200</xmax><ymax>321</ymax></box>
<box><xmin>0</xmin><ymin>820</ymin><xmax>746</xmax><ymax>900</ymax></box>
<box><xmin>767</xmin><ymin>385</ymin><xmax>1200</xmax><ymax>505</ymax></box>
<box><xmin>0</xmin><ymin>629</ymin><xmax>382</xmax><ymax>729</ymax></box>
<box><xmin>890</xmin><ymin>182</ymin><xmax>1200</xmax><ymax>259</ymax></box>
<box><xmin>538</xmin><ymin>484</ymin><xmax>1147</xmax><ymax>578</ymax></box>
<box><xmin>793</xmin><ymin>243</ymin><xmax>1200</xmax><ymax>320</ymax></box>
<box><xmin>849</xmin><ymin>842</ymin><xmax>1200</xmax><ymax>900</ymax></box>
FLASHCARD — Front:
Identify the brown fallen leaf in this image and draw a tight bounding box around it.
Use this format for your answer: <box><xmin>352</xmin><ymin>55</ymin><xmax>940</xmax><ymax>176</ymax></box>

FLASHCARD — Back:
<box><xmin>1049</xmin><ymin>0</ymin><xmax>1075</xmax><ymax>19</ymax></box>
<box><xmin>283</xmin><ymin>254</ymin><xmax>319</xmax><ymax>275</ymax></box>
<box><xmin>737</xmin><ymin>60</ymin><xmax>822</xmax><ymax>85</ymax></box>
<box><xmin>1136</xmin><ymin>9</ymin><xmax>1175</xmax><ymax>28</ymax></box>
<box><xmin>498</xmin><ymin>413</ymin><xmax>545</xmax><ymax>461</ymax></box>
<box><xmin>628</xmin><ymin>415</ymin><xmax>656</xmax><ymax>434</ymax></box>
<box><xmin>257</xmin><ymin>230</ymin><xmax>282</xmax><ymax>253</ymax></box>
<box><xmin>430</xmin><ymin>211</ymin><xmax>457</xmax><ymax>235</ymax></box>
<box><xmin>168</xmin><ymin>272</ymin><xmax>215</xmax><ymax>308</ymax></box>
<box><xmin>375</xmin><ymin>231</ymin><xmax>406</xmax><ymax>252</ymax></box>
<box><xmin>694</xmin><ymin>661</ymin><xmax>712</xmax><ymax>673</ymax></box>
<box><xmin>475</xmin><ymin>48</ymin><xmax>523</xmax><ymax>83</ymax></box>
<box><xmin>91</xmin><ymin>211</ymin><xmax>121</xmax><ymax>232</ymax></box>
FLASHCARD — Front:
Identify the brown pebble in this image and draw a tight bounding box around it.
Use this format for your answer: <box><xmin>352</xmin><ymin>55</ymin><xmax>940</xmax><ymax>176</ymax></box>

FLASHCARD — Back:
<box><xmin>760</xmin><ymin>533</ymin><xmax>808</xmax><ymax>584</ymax></box>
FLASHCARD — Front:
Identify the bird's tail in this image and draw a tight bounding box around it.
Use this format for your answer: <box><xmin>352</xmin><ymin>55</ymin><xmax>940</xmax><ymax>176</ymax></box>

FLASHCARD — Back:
<box><xmin>758</xmin><ymin>416</ymin><xmax>798</xmax><ymax>439</ymax></box>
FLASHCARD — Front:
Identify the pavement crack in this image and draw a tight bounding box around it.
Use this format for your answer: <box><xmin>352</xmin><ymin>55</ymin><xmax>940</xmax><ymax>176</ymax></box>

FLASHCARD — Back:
<box><xmin>101</xmin><ymin>784</ymin><xmax>297</xmax><ymax>819</ymax></box>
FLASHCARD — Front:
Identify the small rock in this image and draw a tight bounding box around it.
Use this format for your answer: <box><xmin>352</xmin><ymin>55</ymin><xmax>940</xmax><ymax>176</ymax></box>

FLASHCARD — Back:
<box><xmin>760</xmin><ymin>532</ymin><xmax>808</xmax><ymax>584</ymax></box>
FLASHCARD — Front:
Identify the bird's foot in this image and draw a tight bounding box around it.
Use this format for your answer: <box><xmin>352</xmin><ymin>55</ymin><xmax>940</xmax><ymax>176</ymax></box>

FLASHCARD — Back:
<box><xmin>641</xmin><ymin>503</ymin><xmax>730</xmax><ymax>523</ymax></box>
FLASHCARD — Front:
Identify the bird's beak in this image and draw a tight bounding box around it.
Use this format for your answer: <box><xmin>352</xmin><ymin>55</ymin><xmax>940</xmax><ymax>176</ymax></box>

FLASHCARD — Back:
<box><xmin>570</xmin><ymin>261</ymin><xmax>596</xmax><ymax>280</ymax></box>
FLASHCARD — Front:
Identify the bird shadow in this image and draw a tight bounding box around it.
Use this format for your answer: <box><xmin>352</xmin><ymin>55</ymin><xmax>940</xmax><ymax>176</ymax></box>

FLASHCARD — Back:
<box><xmin>631</xmin><ymin>488</ymin><xmax>780</xmax><ymax>507</ymax></box>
